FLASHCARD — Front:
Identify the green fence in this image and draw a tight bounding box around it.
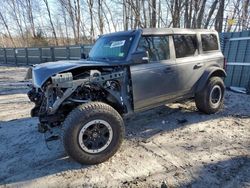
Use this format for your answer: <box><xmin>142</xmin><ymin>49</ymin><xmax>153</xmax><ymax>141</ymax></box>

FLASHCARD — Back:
<box><xmin>0</xmin><ymin>45</ymin><xmax>92</xmax><ymax>65</ymax></box>
<box><xmin>220</xmin><ymin>30</ymin><xmax>250</xmax><ymax>89</ymax></box>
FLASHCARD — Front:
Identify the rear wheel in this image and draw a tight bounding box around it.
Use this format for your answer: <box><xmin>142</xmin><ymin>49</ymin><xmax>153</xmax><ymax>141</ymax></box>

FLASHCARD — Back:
<box><xmin>195</xmin><ymin>76</ymin><xmax>225</xmax><ymax>114</ymax></box>
<box><xmin>63</xmin><ymin>102</ymin><xmax>124</xmax><ymax>164</ymax></box>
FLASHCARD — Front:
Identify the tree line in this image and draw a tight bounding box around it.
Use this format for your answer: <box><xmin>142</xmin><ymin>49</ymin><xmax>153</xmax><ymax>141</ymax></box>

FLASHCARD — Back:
<box><xmin>0</xmin><ymin>0</ymin><xmax>249</xmax><ymax>47</ymax></box>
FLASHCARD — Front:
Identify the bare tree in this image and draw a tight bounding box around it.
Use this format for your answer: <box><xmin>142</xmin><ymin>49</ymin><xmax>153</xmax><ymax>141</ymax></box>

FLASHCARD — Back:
<box><xmin>158</xmin><ymin>0</ymin><xmax>161</xmax><ymax>27</ymax></box>
<box><xmin>242</xmin><ymin>0</ymin><xmax>250</xmax><ymax>30</ymax></box>
<box><xmin>7</xmin><ymin>0</ymin><xmax>25</xmax><ymax>45</ymax></box>
<box><xmin>197</xmin><ymin>0</ymin><xmax>207</xmax><ymax>28</ymax></box>
<box><xmin>123</xmin><ymin>0</ymin><xmax>129</xmax><ymax>30</ymax></box>
<box><xmin>0</xmin><ymin>11</ymin><xmax>15</xmax><ymax>47</ymax></box>
<box><xmin>43</xmin><ymin>0</ymin><xmax>58</xmax><ymax>45</ymax></box>
<box><xmin>25</xmin><ymin>0</ymin><xmax>36</xmax><ymax>37</ymax></box>
<box><xmin>226</xmin><ymin>0</ymin><xmax>240</xmax><ymax>32</ymax></box>
<box><xmin>62</xmin><ymin>5</ymin><xmax>70</xmax><ymax>44</ymax></box>
<box><xmin>191</xmin><ymin>0</ymin><xmax>199</xmax><ymax>28</ymax></box>
<box><xmin>75</xmin><ymin>0</ymin><xmax>81</xmax><ymax>43</ymax></box>
<box><xmin>215</xmin><ymin>0</ymin><xmax>225</xmax><ymax>32</ymax></box>
<box><xmin>184</xmin><ymin>0</ymin><xmax>189</xmax><ymax>28</ymax></box>
<box><xmin>103</xmin><ymin>0</ymin><xmax>117</xmax><ymax>31</ymax></box>
<box><xmin>98</xmin><ymin>0</ymin><xmax>104</xmax><ymax>34</ymax></box>
<box><xmin>151</xmin><ymin>0</ymin><xmax>157</xmax><ymax>27</ymax></box>
<box><xmin>175</xmin><ymin>0</ymin><xmax>181</xmax><ymax>27</ymax></box>
<box><xmin>142</xmin><ymin>0</ymin><xmax>147</xmax><ymax>27</ymax></box>
<box><xmin>87</xmin><ymin>0</ymin><xmax>94</xmax><ymax>41</ymax></box>
<box><xmin>204</xmin><ymin>0</ymin><xmax>218</xmax><ymax>29</ymax></box>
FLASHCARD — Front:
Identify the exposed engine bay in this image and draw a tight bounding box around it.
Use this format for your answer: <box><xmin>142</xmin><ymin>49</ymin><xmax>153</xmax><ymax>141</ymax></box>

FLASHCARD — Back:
<box><xmin>27</xmin><ymin>67</ymin><xmax>132</xmax><ymax>133</ymax></box>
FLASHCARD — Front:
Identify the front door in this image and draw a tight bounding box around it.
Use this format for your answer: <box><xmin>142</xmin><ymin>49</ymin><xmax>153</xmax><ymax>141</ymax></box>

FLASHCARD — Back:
<box><xmin>130</xmin><ymin>35</ymin><xmax>178</xmax><ymax>111</ymax></box>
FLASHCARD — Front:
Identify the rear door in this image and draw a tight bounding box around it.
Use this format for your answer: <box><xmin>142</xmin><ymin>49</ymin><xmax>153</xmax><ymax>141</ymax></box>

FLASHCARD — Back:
<box><xmin>173</xmin><ymin>34</ymin><xmax>205</xmax><ymax>95</ymax></box>
<box><xmin>130</xmin><ymin>35</ymin><xmax>179</xmax><ymax>111</ymax></box>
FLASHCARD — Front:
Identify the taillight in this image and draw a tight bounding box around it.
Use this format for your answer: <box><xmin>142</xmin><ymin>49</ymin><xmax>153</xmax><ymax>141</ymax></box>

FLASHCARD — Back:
<box><xmin>223</xmin><ymin>58</ymin><xmax>227</xmax><ymax>70</ymax></box>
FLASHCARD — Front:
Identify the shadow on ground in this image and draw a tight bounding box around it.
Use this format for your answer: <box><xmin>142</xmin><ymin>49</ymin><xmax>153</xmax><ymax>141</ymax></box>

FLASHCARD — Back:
<box><xmin>0</xmin><ymin>101</ymin><xmax>235</xmax><ymax>186</ymax></box>
<box><xmin>179</xmin><ymin>156</ymin><xmax>250</xmax><ymax>188</ymax></box>
<box><xmin>125</xmin><ymin>102</ymin><xmax>228</xmax><ymax>141</ymax></box>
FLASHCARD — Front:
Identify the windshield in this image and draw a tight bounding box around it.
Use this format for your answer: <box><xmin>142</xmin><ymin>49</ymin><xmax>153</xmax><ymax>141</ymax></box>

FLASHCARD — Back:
<box><xmin>88</xmin><ymin>35</ymin><xmax>134</xmax><ymax>60</ymax></box>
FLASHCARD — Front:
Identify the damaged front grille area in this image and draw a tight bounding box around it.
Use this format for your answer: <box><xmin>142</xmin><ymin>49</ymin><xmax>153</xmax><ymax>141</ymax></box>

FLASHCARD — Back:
<box><xmin>28</xmin><ymin>70</ymin><xmax>125</xmax><ymax>117</ymax></box>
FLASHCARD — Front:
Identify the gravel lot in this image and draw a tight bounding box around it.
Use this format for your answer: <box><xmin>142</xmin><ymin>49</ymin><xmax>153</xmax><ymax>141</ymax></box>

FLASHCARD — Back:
<box><xmin>0</xmin><ymin>65</ymin><xmax>249</xmax><ymax>188</ymax></box>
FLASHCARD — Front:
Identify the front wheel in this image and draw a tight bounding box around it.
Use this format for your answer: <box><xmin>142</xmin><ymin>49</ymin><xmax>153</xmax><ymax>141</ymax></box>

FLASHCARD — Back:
<box><xmin>63</xmin><ymin>102</ymin><xmax>125</xmax><ymax>164</ymax></box>
<box><xmin>195</xmin><ymin>76</ymin><xmax>225</xmax><ymax>114</ymax></box>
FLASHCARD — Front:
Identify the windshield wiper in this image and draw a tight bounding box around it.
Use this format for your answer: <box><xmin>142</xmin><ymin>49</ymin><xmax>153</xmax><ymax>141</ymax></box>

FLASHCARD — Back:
<box><xmin>88</xmin><ymin>57</ymin><xmax>118</xmax><ymax>62</ymax></box>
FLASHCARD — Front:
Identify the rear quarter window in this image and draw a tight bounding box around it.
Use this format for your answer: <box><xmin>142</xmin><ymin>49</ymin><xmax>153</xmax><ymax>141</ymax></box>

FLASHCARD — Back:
<box><xmin>173</xmin><ymin>35</ymin><xmax>198</xmax><ymax>58</ymax></box>
<box><xmin>201</xmin><ymin>34</ymin><xmax>219</xmax><ymax>51</ymax></box>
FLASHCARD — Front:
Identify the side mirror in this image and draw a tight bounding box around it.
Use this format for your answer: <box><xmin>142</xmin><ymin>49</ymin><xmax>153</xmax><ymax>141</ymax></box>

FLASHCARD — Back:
<box><xmin>131</xmin><ymin>51</ymin><xmax>149</xmax><ymax>64</ymax></box>
<box><xmin>81</xmin><ymin>53</ymin><xmax>89</xmax><ymax>59</ymax></box>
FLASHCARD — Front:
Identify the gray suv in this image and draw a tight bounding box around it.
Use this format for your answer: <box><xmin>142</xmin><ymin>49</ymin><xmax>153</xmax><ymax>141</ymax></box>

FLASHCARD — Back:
<box><xmin>27</xmin><ymin>28</ymin><xmax>226</xmax><ymax>164</ymax></box>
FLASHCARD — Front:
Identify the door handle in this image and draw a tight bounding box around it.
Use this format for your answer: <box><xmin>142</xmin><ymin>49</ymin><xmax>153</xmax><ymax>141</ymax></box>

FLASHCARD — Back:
<box><xmin>194</xmin><ymin>63</ymin><xmax>204</xmax><ymax>69</ymax></box>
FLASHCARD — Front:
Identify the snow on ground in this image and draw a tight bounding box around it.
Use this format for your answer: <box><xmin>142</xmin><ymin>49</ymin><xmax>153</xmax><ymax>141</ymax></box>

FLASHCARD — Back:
<box><xmin>0</xmin><ymin>65</ymin><xmax>249</xmax><ymax>188</ymax></box>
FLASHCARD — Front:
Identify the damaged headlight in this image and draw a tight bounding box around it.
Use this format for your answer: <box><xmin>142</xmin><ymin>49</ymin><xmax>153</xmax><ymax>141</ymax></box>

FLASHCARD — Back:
<box><xmin>51</xmin><ymin>72</ymin><xmax>73</xmax><ymax>88</ymax></box>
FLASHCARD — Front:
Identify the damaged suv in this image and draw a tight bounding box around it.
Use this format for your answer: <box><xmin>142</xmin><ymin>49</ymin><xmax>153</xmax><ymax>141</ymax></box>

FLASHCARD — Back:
<box><xmin>27</xmin><ymin>28</ymin><xmax>226</xmax><ymax>164</ymax></box>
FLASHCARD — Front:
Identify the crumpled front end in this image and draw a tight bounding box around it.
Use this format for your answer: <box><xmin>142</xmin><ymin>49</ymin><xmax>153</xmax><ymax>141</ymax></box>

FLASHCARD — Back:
<box><xmin>26</xmin><ymin>63</ymin><xmax>129</xmax><ymax>134</ymax></box>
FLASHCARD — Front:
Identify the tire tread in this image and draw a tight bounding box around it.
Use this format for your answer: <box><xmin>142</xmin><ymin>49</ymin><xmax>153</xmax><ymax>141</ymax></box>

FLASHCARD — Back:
<box><xmin>195</xmin><ymin>76</ymin><xmax>225</xmax><ymax>114</ymax></box>
<box><xmin>63</xmin><ymin>102</ymin><xmax>124</xmax><ymax>164</ymax></box>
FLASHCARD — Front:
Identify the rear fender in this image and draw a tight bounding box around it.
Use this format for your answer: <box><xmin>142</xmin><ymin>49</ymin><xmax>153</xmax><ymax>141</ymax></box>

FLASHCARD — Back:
<box><xmin>196</xmin><ymin>67</ymin><xmax>227</xmax><ymax>93</ymax></box>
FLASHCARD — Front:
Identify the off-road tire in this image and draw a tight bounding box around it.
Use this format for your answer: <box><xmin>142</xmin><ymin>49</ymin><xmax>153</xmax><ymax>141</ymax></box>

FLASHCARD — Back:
<box><xmin>195</xmin><ymin>76</ymin><xmax>225</xmax><ymax>114</ymax></box>
<box><xmin>63</xmin><ymin>102</ymin><xmax>125</xmax><ymax>165</ymax></box>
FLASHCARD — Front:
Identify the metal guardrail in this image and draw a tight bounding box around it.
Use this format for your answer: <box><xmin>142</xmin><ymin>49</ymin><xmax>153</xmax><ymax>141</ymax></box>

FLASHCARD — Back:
<box><xmin>0</xmin><ymin>45</ymin><xmax>93</xmax><ymax>65</ymax></box>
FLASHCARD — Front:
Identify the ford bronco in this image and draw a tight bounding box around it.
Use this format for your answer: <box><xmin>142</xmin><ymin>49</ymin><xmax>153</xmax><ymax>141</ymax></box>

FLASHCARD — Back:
<box><xmin>27</xmin><ymin>28</ymin><xmax>226</xmax><ymax>164</ymax></box>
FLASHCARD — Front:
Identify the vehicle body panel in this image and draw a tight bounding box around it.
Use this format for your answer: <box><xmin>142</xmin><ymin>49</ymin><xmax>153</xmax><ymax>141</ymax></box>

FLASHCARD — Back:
<box><xmin>130</xmin><ymin>60</ymin><xmax>178</xmax><ymax>110</ymax></box>
<box><xmin>130</xmin><ymin>33</ymin><xmax>179</xmax><ymax>111</ymax></box>
<box><xmin>174</xmin><ymin>52</ymin><xmax>224</xmax><ymax>94</ymax></box>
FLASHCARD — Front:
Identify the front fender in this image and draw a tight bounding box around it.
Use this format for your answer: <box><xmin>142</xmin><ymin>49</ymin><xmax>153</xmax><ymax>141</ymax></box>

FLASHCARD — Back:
<box><xmin>31</xmin><ymin>60</ymin><xmax>110</xmax><ymax>88</ymax></box>
<box><xmin>196</xmin><ymin>67</ymin><xmax>227</xmax><ymax>93</ymax></box>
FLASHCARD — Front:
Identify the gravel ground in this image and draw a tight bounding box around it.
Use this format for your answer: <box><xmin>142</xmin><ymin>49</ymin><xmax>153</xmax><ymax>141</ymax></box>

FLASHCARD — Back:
<box><xmin>0</xmin><ymin>65</ymin><xmax>249</xmax><ymax>188</ymax></box>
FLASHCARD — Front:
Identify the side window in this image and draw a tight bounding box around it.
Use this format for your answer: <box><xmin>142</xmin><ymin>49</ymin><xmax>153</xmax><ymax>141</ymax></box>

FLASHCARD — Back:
<box><xmin>173</xmin><ymin>35</ymin><xmax>198</xmax><ymax>58</ymax></box>
<box><xmin>137</xmin><ymin>35</ymin><xmax>170</xmax><ymax>61</ymax></box>
<box><xmin>201</xmin><ymin>34</ymin><xmax>219</xmax><ymax>51</ymax></box>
